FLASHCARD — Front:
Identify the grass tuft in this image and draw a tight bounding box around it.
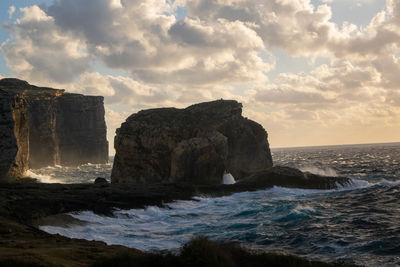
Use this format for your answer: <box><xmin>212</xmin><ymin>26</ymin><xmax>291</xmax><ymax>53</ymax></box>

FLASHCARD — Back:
<box><xmin>90</xmin><ymin>237</ymin><xmax>358</xmax><ymax>267</ymax></box>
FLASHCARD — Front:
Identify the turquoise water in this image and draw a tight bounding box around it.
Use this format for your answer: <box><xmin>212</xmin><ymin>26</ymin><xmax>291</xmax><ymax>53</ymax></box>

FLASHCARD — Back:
<box><xmin>38</xmin><ymin>143</ymin><xmax>400</xmax><ymax>266</ymax></box>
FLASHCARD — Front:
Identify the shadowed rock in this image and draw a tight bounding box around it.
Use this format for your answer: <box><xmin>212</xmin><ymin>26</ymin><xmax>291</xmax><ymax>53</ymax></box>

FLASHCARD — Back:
<box><xmin>112</xmin><ymin>100</ymin><xmax>273</xmax><ymax>184</ymax></box>
<box><xmin>0</xmin><ymin>78</ymin><xmax>109</xmax><ymax>181</ymax></box>
<box><xmin>237</xmin><ymin>166</ymin><xmax>350</xmax><ymax>190</ymax></box>
<box><xmin>111</xmin><ymin>99</ymin><xmax>351</xmax><ymax>190</ymax></box>
<box><xmin>94</xmin><ymin>177</ymin><xmax>108</xmax><ymax>184</ymax></box>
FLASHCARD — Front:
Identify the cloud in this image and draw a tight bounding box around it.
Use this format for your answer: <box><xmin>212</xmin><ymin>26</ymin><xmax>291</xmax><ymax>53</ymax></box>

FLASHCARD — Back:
<box><xmin>42</xmin><ymin>0</ymin><xmax>270</xmax><ymax>86</ymax></box>
<box><xmin>8</xmin><ymin>6</ymin><xmax>15</xmax><ymax>18</ymax></box>
<box><xmin>185</xmin><ymin>0</ymin><xmax>400</xmax><ymax>62</ymax></box>
<box><xmin>47</xmin><ymin>71</ymin><xmax>171</xmax><ymax>109</ymax></box>
<box><xmin>254</xmin><ymin>88</ymin><xmax>334</xmax><ymax>104</ymax></box>
<box><xmin>185</xmin><ymin>0</ymin><xmax>340</xmax><ymax>55</ymax></box>
<box><xmin>105</xmin><ymin>106</ymin><xmax>132</xmax><ymax>153</ymax></box>
<box><xmin>3</xmin><ymin>0</ymin><xmax>398</xmax><ymax>88</ymax></box>
<box><xmin>1</xmin><ymin>0</ymin><xmax>400</xmax><ymax>148</ymax></box>
<box><xmin>1</xmin><ymin>6</ymin><xmax>91</xmax><ymax>84</ymax></box>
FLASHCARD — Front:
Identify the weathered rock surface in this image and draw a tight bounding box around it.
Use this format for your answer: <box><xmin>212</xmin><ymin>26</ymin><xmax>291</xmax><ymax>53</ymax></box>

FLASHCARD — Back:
<box><xmin>0</xmin><ymin>78</ymin><xmax>108</xmax><ymax>181</ymax></box>
<box><xmin>112</xmin><ymin>100</ymin><xmax>273</xmax><ymax>184</ymax></box>
<box><xmin>0</xmin><ymin>87</ymin><xmax>29</xmax><ymax>181</ymax></box>
<box><xmin>54</xmin><ymin>93</ymin><xmax>108</xmax><ymax>166</ymax></box>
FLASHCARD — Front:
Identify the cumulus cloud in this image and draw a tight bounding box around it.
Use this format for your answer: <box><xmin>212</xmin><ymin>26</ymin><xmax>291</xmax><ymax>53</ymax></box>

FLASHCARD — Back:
<box><xmin>185</xmin><ymin>0</ymin><xmax>400</xmax><ymax>61</ymax></box>
<box><xmin>1</xmin><ymin>5</ymin><xmax>90</xmax><ymax>84</ymax></box>
<box><xmin>3</xmin><ymin>0</ymin><xmax>398</xmax><ymax>87</ymax></box>
<box><xmin>68</xmin><ymin>72</ymin><xmax>170</xmax><ymax>106</ymax></box>
<box><xmin>185</xmin><ymin>0</ymin><xmax>340</xmax><ymax>55</ymax></box>
<box><xmin>255</xmin><ymin>88</ymin><xmax>334</xmax><ymax>104</ymax></box>
<box><xmin>1</xmin><ymin>0</ymin><xmax>400</xmax><ymax>147</ymax></box>
<box><xmin>105</xmin><ymin>106</ymin><xmax>132</xmax><ymax>152</ymax></box>
<box><xmin>42</xmin><ymin>0</ymin><xmax>271</xmax><ymax>86</ymax></box>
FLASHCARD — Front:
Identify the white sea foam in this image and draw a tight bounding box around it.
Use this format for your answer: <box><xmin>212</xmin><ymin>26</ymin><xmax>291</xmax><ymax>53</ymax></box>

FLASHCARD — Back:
<box><xmin>38</xmin><ymin>175</ymin><xmax>400</xmax><ymax>252</ymax></box>
<box><xmin>293</xmin><ymin>204</ymin><xmax>316</xmax><ymax>213</ymax></box>
<box><xmin>222</xmin><ymin>173</ymin><xmax>236</xmax><ymax>184</ymax></box>
<box><xmin>300</xmin><ymin>166</ymin><xmax>338</xmax><ymax>177</ymax></box>
<box><xmin>25</xmin><ymin>162</ymin><xmax>112</xmax><ymax>183</ymax></box>
<box><xmin>336</xmin><ymin>178</ymin><xmax>400</xmax><ymax>191</ymax></box>
<box><xmin>25</xmin><ymin>170</ymin><xmax>62</xmax><ymax>183</ymax></box>
<box><xmin>375</xmin><ymin>179</ymin><xmax>400</xmax><ymax>187</ymax></box>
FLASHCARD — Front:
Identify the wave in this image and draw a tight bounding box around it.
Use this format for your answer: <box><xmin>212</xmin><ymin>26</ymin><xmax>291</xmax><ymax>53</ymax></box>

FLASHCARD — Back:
<box><xmin>300</xmin><ymin>166</ymin><xmax>338</xmax><ymax>177</ymax></box>
<box><xmin>337</xmin><ymin>178</ymin><xmax>400</xmax><ymax>191</ymax></box>
<box><xmin>38</xmin><ymin>177</ymin><xmax>400</xmax><ymax>265</ymax></box>
<box><xmin>25</xmin><ymin>163</ymin><xmax>112</xmax><ymax>184</ymax></box>
<box><xmin>25</xmin><ymin>170</ymin><xmax>64</xmax><ymax>183</ymax></box>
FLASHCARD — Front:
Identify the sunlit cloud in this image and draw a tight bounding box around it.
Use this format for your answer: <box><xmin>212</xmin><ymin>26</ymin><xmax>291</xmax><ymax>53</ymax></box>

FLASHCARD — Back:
<box><xmin>1</xmin><ymin>0</ymin><xmax>400</xmax><ymax>149</ymax></box>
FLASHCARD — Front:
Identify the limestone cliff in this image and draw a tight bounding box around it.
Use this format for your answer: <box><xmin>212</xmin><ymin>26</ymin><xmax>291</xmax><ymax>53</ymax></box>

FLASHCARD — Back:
<box><xmin>0</xmin><ymin>88</ymin><xmax>29</xmax><ymax>180</ymax></box>
<box><xmin>0</xmin><ymin>78</ymin><xmax>108</xmax><ymax>181</ymax></box>
<box><xmin>111</xmin><ymin>100</ymin><xmax>273</xmax><ymax>184</ymax></box>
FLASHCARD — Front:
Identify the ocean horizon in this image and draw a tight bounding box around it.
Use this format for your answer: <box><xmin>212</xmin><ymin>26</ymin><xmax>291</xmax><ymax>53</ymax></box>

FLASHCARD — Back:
<box><xmin>271</xmin><ymin>141</ymin><xmax>400</xmax><ymax>150</ymax></box>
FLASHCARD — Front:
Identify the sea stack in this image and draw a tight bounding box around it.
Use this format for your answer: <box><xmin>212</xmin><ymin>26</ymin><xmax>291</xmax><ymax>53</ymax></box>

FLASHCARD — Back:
<box><xmin>111</xmin><ymin>100</ymin><xmax>273</xmax><ymax>184</ymax></box>
<box><xmin>0</xmin><ymin>78</ymin><xmax>108</xmax><ymax>181</ymax></box>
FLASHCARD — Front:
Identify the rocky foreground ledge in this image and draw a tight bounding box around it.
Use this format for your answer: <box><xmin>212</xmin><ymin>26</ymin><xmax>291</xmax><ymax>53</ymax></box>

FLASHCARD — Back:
<box><xmin>1</xmin><ymin>168</ymin><xmax>350</xmax><ymax>225</ymax></box>
<box><xmin>0</xmin><ymin>172</ymin><xmax>352</xmax><ymax>267</ymax></box>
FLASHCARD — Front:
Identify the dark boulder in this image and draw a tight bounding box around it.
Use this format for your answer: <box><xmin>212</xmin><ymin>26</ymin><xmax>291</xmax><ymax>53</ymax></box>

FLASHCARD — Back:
<box><xmin>94</xmin><ymin>177</ymin><xmax>108</xmax><ymax>184</ymax></box>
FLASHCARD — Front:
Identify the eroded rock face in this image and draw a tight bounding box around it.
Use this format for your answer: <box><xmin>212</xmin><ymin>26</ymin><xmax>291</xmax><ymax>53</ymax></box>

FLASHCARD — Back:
<box><xmin>111</xmin><ymin>100</ymin><xmax>273</xmax><ymax>184</ymax></box>
<box><xmin>0</xmin><ymin>78</ymin><xmax>108</xmax><ymax>181</ymax></box>
<box><xmin>170</xmin><ymin>131</ymin><xmax>228</xmax><ymax>184</ymax></box>
<box><xmin>0</xmin><ymin>90</ymin><xmax>29</xmax><ymax>180</ymax></box>
<box><xmin>54</xmin><ymin>94</ymin><xmax>108</xmax><ymax>166</ymax></box>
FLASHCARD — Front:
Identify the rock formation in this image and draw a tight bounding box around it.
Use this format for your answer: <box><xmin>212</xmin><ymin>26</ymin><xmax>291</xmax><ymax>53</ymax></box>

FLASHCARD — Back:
<box><xmin>0</xmin><ymin>78</ymin><xmax>108</xmax><ymax>181</ymax></box>
<box><xmin>112</xmin><ymin>100</ymin><xmax>273</xmax><ymax>184</ymax></box>
<box><xmin>0</xmin><ymin>84</ymin><xmax>29</xmax><ymax>181</ymax></box>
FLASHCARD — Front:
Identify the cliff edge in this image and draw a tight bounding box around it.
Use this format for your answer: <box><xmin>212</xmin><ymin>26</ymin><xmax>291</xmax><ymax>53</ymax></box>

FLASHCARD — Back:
<box><xmin>0</xmin><ymin>78</ymin><xmax>108</xmax><ymax>181</ymax></box>
<box><xmin>112</xmin><ymin>100</ymin><xmax>273</xmax><ymax>184</ymax></box>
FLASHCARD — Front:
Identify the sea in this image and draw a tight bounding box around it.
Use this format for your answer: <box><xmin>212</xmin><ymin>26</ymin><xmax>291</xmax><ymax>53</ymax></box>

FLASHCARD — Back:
<box><xmin>31</xmin><ymin>142</ymin><xmax>400</xmax><ymax>266</ymax></box>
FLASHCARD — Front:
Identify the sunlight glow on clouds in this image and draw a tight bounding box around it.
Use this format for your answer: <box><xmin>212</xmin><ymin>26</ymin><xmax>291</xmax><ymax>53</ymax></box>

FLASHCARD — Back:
<box><xmin>1</xmin><ymin>0</ymin><xmax>399</xmax><ymax>151</ymax></box>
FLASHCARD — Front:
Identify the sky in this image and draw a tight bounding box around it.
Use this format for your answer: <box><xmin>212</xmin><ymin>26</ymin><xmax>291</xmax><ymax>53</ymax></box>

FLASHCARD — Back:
<box><xmin>1</xmin><ymin>0</ymin><xmax>399</xmax><ymax>153</ymax></box>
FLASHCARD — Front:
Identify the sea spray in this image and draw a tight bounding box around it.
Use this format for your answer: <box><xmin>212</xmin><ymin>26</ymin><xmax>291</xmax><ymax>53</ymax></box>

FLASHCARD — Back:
<box><xmin>27</xmin><ymin>161</ymin><xmax>112</xmax><ymax>184</ymax></box>
<box><xmin>300</xmin><ymin>166</ymin><xmax>338</xmax><ymax>177</ymax></box>
<box><xmin>222</xmin><ymin>173</ymin><xmax>236</xmax><ymax>184</ymax></box>
<box><xmin>25</xmin><ymin>170</ymin><xmax>56</xmax><ymax>183</ymax></box>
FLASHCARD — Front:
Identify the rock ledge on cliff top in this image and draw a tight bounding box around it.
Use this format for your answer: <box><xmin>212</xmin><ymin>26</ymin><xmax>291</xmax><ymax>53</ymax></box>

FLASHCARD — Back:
<box><xmin>112</xmin><ymin>100</ymin><xmax>273</xmax><ymax>184</ymax></box>
<box><xmin>0</xmin><ymin>78</ymin><xmax>108</xmax><ymax>181</ymax></box>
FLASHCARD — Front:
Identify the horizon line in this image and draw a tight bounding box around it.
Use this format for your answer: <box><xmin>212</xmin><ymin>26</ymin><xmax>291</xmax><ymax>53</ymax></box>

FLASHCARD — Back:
<box><xmin>270</xmin><ymin>141</ymin><xmax>400</xmax><ymax>150</ymax></box>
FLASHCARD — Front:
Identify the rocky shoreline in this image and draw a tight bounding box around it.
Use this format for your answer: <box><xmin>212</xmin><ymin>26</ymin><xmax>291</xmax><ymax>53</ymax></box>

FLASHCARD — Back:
<box><xmin>0</xmin><ymin>176</ymin><xmax>355</xmax><ymax>267</ymax></box>
<box><xmin>1</xmin><ymin>167</ymin><xmax>350</xmax><ymax>224</ymax></box>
